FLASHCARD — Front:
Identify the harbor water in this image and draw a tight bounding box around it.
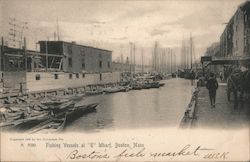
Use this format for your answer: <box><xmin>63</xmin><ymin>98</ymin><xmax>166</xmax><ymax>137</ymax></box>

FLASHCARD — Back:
<box><xmin>65</xmin><ymin>78</ymin><xmax>195</xmax><ymax>132</ymax></box>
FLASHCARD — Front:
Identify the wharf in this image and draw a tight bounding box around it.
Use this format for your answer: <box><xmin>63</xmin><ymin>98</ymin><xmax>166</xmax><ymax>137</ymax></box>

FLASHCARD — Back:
<box><xmin>0</xmin><ymin>82</ymin><xmax>122</xmax><ymax>102</ymax></box>
<box><xmin>191</xmin><ymin>84</ymin><xmax>250</xmax><ymax>129</ymax></box>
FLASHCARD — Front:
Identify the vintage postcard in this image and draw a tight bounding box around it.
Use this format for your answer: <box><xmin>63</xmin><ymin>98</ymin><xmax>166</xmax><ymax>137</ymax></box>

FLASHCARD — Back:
<box><xmin>0</xmin><ymin>0</ymin><xmax>249</xmax><ymax>161</ymax></box>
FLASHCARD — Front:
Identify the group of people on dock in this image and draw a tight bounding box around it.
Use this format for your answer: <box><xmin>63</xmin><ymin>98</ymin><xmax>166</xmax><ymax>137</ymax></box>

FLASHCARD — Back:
<box><xmin>204</xmin><ymin>65</ymin><xmax>250</xmax><ymax>109</ymax></box>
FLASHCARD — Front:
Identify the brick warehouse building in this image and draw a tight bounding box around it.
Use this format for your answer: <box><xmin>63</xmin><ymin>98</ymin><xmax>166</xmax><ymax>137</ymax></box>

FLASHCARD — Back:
<box><xmin>220</xmin><ymin>1</ymin><xmax>250</xmax><ymax>68</ymax></box>
<box><xmin>0</xmin><ymin>40</ymin><xmax>120</xmax><ymax>95</ymax></box>
<box><xmin>38</xmin><ymin>41</ymin><xmax>112</xmax><ymax>73</ymax></box>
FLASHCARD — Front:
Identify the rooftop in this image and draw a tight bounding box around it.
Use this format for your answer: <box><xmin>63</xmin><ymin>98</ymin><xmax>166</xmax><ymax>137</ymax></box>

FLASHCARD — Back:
<box><xmin>38</xmin><ymin>41</ymin><xmax>112</xmax><ymax>52</ymax></box>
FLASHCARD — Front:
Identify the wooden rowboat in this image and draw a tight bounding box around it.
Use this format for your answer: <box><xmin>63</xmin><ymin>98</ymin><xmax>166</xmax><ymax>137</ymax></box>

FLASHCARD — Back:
<box><xmin>3</xmin><ymin>113</ymin><xmax>50</xmax><ymax>132</ymax></box>
<box><xmin>85</xmin><ymin>89</ymin><xmax>103</xmax><ymax>96</ymax></box>
<box><xmin>50</xmin><ymin>100</ymin><xmax>75</xmax><ymax>114</ymax></box>
<box><xmin>28</xmin><ymin>118</ymin><xmax>66</xmax><ymax>134</ymax></box>
<box><xmin>159</xmin><ymin>83</ymin><xmax>165</xmax><ymax>86</ymax></box>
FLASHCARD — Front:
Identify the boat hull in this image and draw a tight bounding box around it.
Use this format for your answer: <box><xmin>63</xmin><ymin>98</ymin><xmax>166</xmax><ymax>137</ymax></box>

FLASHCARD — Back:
<box><xmin>65</xmin><ymin>103</ymin><xmax>98</xmax><ymax>125</ymax></box>
<box><xmin>6</xmin><ymin>113</ymin><xmax>50</xmax><ymax>132</ymax></box>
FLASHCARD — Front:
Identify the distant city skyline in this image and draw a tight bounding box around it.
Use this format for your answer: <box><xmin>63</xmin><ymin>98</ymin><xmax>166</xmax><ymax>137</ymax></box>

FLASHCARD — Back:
<box><xmin>0</xmin><ymin>0</ymin><xmax>245</xmax><ymax>65</ymax></box>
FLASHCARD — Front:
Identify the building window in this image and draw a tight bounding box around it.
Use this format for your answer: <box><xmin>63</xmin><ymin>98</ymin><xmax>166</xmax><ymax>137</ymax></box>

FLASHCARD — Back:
<box><xmin>108</xmin><ymin>61</ymin><xmax>110</xmax><ymax>68</ymax></box>
<box><xmin>82</xmin><ymin>58</ymin><xmax>85</xmax><ymax>69</ymax></box>
<box><xmin>82</xmin><ymin>73</ymin><xmax>85</xmax><ymax>78</ymax></box>
<box><xmin>99</xmin><ymin>60</ymin><xmax>102</xmax><ymax>68</ymax></box>
<box><xmin>68</xmin><ymin>45</ymin><xmax>72</xmax><ymax>55</ymax></box>
<box><xmin>76</xmin><ymin>73</ymin><xmax>79</xmax><ymax>78</ymax></box>
<box><xmin>69</xmin><ymin>73</ymin><xmax>72</xmax><ymax>79</ymax></box>
<box><xmin>80</xmin><ymin>49</ymin><xmax>85</xmax><ymax>57</ymax></box>
<box><xmin>245</xmin><ymin>15</ymin><xmax>248</xmax><ymax>23</ymax></box>
<box><xmin>68</xmin><ymin>57</ymin><xmax>72</xmax><ymax>67</ymax></box>
<box><xmin>99</xmin><ymin>73</ymin><xmax>102</xmax><ymax>81</ymax></box>
<box><xmin>35</xmin><ymin>74</ymin><xmax>41</xmax><ymax>80</ymax></box>
<box><xmin>54</xmin><ymin>74</ymin><xmax>59</xmax><ymax>79</ymax></box>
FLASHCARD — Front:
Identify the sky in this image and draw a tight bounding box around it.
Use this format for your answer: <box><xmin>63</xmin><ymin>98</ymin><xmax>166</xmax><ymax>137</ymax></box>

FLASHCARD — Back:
<box><xmin>0</xmin><ymin>0</ymin><xmax>246</xmax><ymax>65</ymax></box>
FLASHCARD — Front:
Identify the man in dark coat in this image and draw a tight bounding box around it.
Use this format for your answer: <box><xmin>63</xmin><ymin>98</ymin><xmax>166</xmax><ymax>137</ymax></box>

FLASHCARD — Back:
<box><xmin>206</xmin><ymin>73</ymin><xmax>218</xmax><ymax>108</ymax></box>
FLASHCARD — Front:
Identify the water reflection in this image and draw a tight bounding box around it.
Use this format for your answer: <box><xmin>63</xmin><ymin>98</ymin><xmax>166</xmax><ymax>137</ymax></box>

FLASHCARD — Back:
<box><xmin>65</xmin><ymin>78</ymin><xmax>194</xmax><ymax>132</ymax></box>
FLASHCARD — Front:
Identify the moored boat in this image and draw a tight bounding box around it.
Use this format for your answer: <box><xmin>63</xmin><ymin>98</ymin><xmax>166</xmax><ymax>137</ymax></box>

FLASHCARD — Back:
<box><xmin>65</xmin><ymin>103</ymin><xmax>98</xmax><ymax>125</ymax></box>
<box><xmin>28</xmin><ymin>117</ymin><xmax>66</xmax><ymax>134</ymax></box>
<box><xmin>159</xmin><ymin>83</ymin><xmax>165</xmax><ymax>87</ymax></box>
<box><xmin>50</xmin><ymin>100</ymin><xmax>75</xmax><ymax>114</ymax></box>
<box><xmin>142</xmin><ymin>81</ymin><xmax>160</xmax><ymax>89</ymax></box>
<box><xmin>4</xmin><ymin>112</ymin><xmax>50</xmax><ymax>132</ymax></box>
<box><xmin>85</xmin><ymin>89</ymin><xmax>103</xmax><ymax>96</ymax></box>
<box><xmin>103</xmin><ymin>86</ymin><xmax>126</xmax><ymax>94</ymax></box>
<box><xmin>124</xmin><ymin>85</ymin><xmax>132</xmax><ymax>91</ymax></box>
<box><xmin>40</xmin><ymin>97</ymin><xmax>70</xmax><ymax>107</ymax></box>
<box><xmin>132</xmin><ymin>83</ymin><xmax>143</xmax><ymax>90</ymax></box>
<box><xmin>148</xmin><ymin>81</ymin><xmax>160</xmax><ymax>88</ymax></box>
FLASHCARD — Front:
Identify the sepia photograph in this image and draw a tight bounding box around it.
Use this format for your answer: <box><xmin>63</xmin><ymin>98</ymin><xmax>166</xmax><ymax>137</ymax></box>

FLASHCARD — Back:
<box><xmin>0</xmin><ymin>0</ymin><xmax>249</xmax><ymax>161</ymax></box>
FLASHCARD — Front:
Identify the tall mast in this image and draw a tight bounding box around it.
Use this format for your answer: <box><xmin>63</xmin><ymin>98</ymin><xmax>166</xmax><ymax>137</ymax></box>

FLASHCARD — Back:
<box><xmin>45</xmin><ymin>40</ymin><xmax>48</xmax><ymax>72</ymax></box>
<box><xmin>151</xmin><ymin>49</ymin><xmax>154</xmax><ymax>71</ymax></box>
<box><xmin>24</xmin><ymin>37</ymin><xmax>27</xmax><ymax>71</ymax></box>
<box><xmin>130</xmin><ymin>42</ymin><xmax>132</xmax><ymax>76</ymax></box>
<box><xmin>186</xmin><ymin>43</ymin><xmax>189</xmax><ymax>69</ymax></box>
<box><xmin>184</xmin><ymin>42</ymin><xmax>186</xmax><ymax>69</ymax></box>
<box><xmin>141</xmin><ymin>48</ymin><xmax>144</xmax><ymax>73</ymax></box>
<box><xmin>190</xmin><ymin>32</ymin><xmax>193</xmax><ymax>69</ymax></box>
<box><xmin>170</xmin><ymin>49</ymin><xmax>172</xmax><ymax>73</ymax></box>
<box><xmin>133</xmin><ymin>43</ymin><xmax>135</xmax><ymax>74</ymax></box>
<box><xmin>1</xmin><ymin>37</ymin><xmax>4</xmax><ymax>71</ymax></box>
<box><xmin>164</xmin><ymin>51</ymin><xmax>166</xmax><ymax>73</ymax></box>
<box><xmin>154</xmin><ymin>42</ymin><xmax>157</xmax><ymax>72</ymax></box>
<box><xmin>161</xmin><ymin>50</ymin><xmax>163</xmax><ymax>74</ymax></box>
<box><xmin>175</xmin><ymin>54</ymin><xmax>177</xmax><ymax>72</ymax></box>
<box><xmin>56</xmin><ymin>18</ymin><xmax>60</xmax><ymax>41</ymax></box>
<box><xmin>181</xmin><ymin>38</ymin><xmax>185</xmax><ymax>69</ymax></box>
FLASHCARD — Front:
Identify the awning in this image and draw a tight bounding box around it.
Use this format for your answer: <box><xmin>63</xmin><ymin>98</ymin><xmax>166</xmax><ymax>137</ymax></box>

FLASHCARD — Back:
<box><xmin>201</xmin><ymin>56</ymin><xmax>250</xmax><ymax>65</ymax></box>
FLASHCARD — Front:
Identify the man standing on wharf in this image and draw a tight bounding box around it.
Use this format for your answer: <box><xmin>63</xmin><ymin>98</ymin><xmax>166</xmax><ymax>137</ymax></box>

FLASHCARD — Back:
<box><xmin>206</xmin><ymin>73</ymin><xmax>218</xmax><ymax>108</ymax></box>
